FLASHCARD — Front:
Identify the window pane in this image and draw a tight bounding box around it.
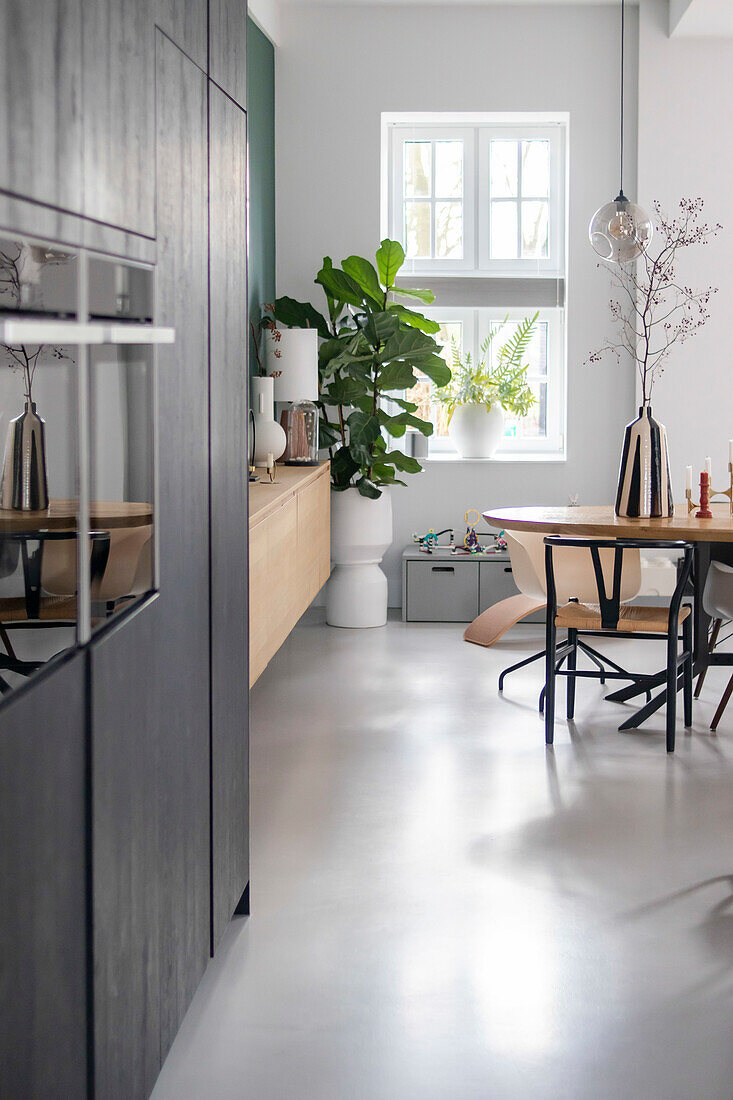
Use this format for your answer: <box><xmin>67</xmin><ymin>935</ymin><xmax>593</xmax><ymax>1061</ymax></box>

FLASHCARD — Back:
<box><xmin>504</xmin><ymin>380</ymin><xmax>547</xmax><ymax>439</ymax></box>
<box><xmin>521</xmin><ymin>201</ymin><xmax>549</xmax><ymax>258</ymax></box>
<box><xmin>490</xmin><ymin>201</ymin><xmax>518</xmax><ymax>259</ymax></box>
<box><xmin>490</xmin><ymin>140</ymin><xmax>518</xmax><ymax>198</ymax></box>
<box><xmin>404</xmin><ymin>141</ymin><xmax>431</xmax><ymax>198</ymax></box>
<box><xmin>405</xmin><ymin>201</ymin><xmax>431</xmax><ymax>258</ymax></box>
<box><xmin>525</xmin><ymin>322</ymin><xmax>548</xmax><ymax>376</ymax></box>
<box><xmin>521</xmin><ymin>140</ymin><xmax>550</xmax><ymax>197</ymax></box>
<box><xmin>435</xmin><ymin>140</ymin><xmax>463</xmax><ymax>198</ymax></box>
<box><xmin>435</xmin><ymin>201</ymin><xmax>463</xmax><ymax>259</ymax></box>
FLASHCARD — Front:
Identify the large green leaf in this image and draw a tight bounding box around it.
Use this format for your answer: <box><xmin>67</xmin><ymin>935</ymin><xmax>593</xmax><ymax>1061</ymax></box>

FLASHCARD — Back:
<box><xmin>319</xmin><ymin>417</ymin><xmax>342</xmax><ymax>448</ymax></box>
<box><xmin>390</xmin><ymin>285</ymin><xmax>435</xmax><ymax>305</ymax></box>
<box><xmin>378</xmin><ymin>359</ymin><xmax>418</xmax><ymax>392</ymax></box>
<box><xmin>318</xmin><ymin>337</ymin><xmax>347</xmax><ymax>375</ymax></box>
<box><xmin>382</xmin><ymin>449</ymin><xmax>423</xmax><ymax>473</ymax></box>
<box><xmin>315</xmin><ymin>257</ymin><xmax>364</xmax><ymax>309</ymax></box>
<box><xmin>342</xmin><ymin>256</ymin><xmax>385</xmax><ymax>305</ymax></box>
<box><xmin>383</xmin><ymin>411</ymin><xmax>434</xmax><ymax>436</ymax></box>
<box><xmin>325</xmin><ymin>375</ymin><xmax>365</xmax><ymax>405</ymax></box>
<box><xmin>370</xmin><ymin>465</ymin><xmax>407</xmax><ymax>488</ymax></box>
<box><xmin>346</xmin><ymin>410</ymin><xmax>381</xmax><ymax>447</ymax></box>
<box><xmin>330</xmin><ymin>445</ymin><xmax>359</xmax><ymax>488</ymax></box>
<box><xmin>356</xmin><ymin>476</ymin><xmax>382</xmax><ymax>499</ymax></box>
<box><xmin>375</xmin><ymin>239</ymin><xmax>405</xmax><ymax>291</ymax></box>
<box><xmin>387</xmin><ymin>303</ymin><xmax>440</xmax><ymax>334</ymax></box>
<box><xmin>409</xmin><ymin>352</ymin><xmax>451</xmax><ymax>388</ymax></box>
<box><xmin>382</xmin><ymin>325</ymin><xmax>437</xmax><ymax>362</ymax></box>
<box><xmin>273</xmin><ymin>296</ymin><xmax>330</xmax><ymax>340</ymax></box>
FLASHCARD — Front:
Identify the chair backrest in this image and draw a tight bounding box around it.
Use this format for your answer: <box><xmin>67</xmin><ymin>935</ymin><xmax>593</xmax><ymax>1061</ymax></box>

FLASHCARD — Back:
<box><xmin>506</xmin><ymin>530</ymin><xmax>642</xmax><ymax>605</ymax></box>
<box><xmin>702</xmin><ymin>560</ymin><xmax>733</xmax><ymax>621</ymax></box>
<box><xmin>41</xmin><ymin>526</ymin><xmax>152</xmax><ymax>601</ymax></box>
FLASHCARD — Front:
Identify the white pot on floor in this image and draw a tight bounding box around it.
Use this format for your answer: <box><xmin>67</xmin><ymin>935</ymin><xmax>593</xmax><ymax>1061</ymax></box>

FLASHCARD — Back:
<box><xmin>326</xmin><ymin>487</ymin><xmax>392</xmax><ymax>628</ymax></box>
<box><xmin>448</xmin><ymin>402</ymin><xmax>505</xmax><ymax>458</ymax></box>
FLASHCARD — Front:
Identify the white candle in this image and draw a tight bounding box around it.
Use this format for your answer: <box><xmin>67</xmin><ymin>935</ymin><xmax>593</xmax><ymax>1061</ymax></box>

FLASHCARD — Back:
<box><xmin>266</xmin><ymin>452</ymin><xmax>274</xmax><ymax>469</ymax></box>
<box><xmin>705</xmin><ymin>456</ymin><xmax>712</xmax><ymax>477</ymax></box>
<box><xmin>686</xmin><ymin>466</ymin><xmax>692</xmax><ymax>492</ymax></box>
<box><xmin>729</xmin><ymin>440</ymin><xmax>733</xmax><ymax>466</ymax></box>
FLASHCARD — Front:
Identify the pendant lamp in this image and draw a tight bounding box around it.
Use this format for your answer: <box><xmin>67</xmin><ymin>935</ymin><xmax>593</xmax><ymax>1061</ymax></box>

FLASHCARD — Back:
<box><xmin>589</xmin><ymin>0</ymin><xmax>652</xmax><ymax>263</ymax></box>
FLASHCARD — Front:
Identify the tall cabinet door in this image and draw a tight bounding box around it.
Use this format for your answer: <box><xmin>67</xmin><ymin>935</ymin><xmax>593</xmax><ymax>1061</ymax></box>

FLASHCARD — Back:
<box><xmin>209</xmin><ymin>84</ymin><xmax>249</xmax><ymax>949</ymax></box>
<box><xmin>209</xmin><ymin>0</ymin><xmax>247</xmax><ymax>107</ymax></box>
<box><xmin>82</xmin><ymin>0</ymin><xmax>155</xmax><ymax>235</ymax></box>
<box><xmin>91</xmin><ymin>33</ymin><xmax>211</xmax><ymax>1100</ymax></box>
<box><xmin>0</xmin><ymin>654</ymin><xmax>88</xmax><ymax>1100</ymax></box>
<box><xmin>0</xmin><ymin>0</ymin><xmax>83</xmax><ymax>212</ymax></box>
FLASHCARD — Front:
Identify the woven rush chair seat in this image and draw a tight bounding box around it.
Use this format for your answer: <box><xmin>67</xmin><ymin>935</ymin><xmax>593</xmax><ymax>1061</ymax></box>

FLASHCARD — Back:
<box><xmin>0</xmin><ymin>596</ymin><xmax>78</xmax><ymax>622</ymax></box>
<box><xmin>556</xmin><ymin>602</ymin><xmax>691</xmax><ymax>634</ymax></box>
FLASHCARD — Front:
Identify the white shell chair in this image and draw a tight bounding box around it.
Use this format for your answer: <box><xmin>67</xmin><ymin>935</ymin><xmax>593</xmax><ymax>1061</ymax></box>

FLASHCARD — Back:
<box><xmin>694</xmin><ymin>561</ymin><xmax>733</xmax><ymax>730</ymax></box>
<box><xmin>498</xmin><ymin>530</ymin><xmax>643</xmax><ymax>706</ymax></box>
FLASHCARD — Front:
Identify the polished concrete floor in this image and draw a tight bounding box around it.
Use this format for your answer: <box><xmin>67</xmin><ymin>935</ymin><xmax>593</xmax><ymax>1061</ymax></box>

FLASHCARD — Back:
<box><xmin>152</xmin><ymin>613</ymin><xmax>733</xmax><ymax>1100</ymax></box>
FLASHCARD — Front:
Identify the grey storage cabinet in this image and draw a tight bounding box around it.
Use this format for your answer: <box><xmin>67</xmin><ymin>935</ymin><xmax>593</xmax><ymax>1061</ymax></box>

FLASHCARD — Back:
<box><xmin>405</xmin><ymin>556</ymin><xmax>480</xmax><ymax>622</ymax></box>
<box><xmin>479</xmin><ymin>559</ymin><xmax>520</xmax><ymax>611</ymax></box>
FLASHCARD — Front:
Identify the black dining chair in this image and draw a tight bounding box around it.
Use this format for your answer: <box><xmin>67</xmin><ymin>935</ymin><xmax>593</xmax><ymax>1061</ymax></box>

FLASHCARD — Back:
<box><xmin>543</xmin><ymin>537</ymin><xmax>694</xmax><ymax>752</ymax></box>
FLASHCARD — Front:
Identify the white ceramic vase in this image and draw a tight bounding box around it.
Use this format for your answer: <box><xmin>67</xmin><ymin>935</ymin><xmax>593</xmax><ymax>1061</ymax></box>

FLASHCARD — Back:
<box><xmin>251</xmin><ymin>375</ymin><xmax>286</xmax><ymax>465</ymax></box>
<box><xmin>448</xmin><ymin>403</ymin><xmax>505</xmax><ymax>459</ymax></box>
<box><xmin>325</xmin><ymin>487</ymin><xmax>393</xmax><ymax>628</ymax></box>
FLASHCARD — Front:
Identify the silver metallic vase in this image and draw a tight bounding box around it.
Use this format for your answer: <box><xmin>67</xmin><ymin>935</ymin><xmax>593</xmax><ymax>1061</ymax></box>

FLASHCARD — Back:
<box><xmin>1</xmin><ymin>402</ymin><xmax>49</xmax><ymax>511</ymax></box>
<box><xmin>615</xmin><ymin>405</ymin><xmax>674</xmax><ymax>519</ymax></box>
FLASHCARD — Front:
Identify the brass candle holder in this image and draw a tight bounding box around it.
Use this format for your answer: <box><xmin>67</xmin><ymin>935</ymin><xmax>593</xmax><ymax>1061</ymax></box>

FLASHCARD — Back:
<box><xmin>686</xmin><ymin>464</ymin><xmax>733</xmax><ymax>516</ymax></box>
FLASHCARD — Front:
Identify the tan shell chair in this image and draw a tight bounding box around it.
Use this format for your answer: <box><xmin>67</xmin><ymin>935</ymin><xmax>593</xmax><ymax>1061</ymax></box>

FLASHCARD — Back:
<box><xmin>42</xmin><ymin>525</ymin><xmax>153</xmax><ymax>609</ymax></box>
<box><xmin>490</xmin><ymin>530</ymin><xmax>643</xmax><ymax>704</ymax></box>
<box><xmin>694</xmin><ymin>560</ymin><xmax>733</xmax><ymax>730</ymax></box>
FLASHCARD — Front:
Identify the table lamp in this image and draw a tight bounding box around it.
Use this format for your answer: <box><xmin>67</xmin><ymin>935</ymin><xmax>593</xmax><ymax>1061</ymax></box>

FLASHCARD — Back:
<box><xmin>266</xmin><ymin>327</ymin><xmax>320</xmax><ymax>466</ymax></box>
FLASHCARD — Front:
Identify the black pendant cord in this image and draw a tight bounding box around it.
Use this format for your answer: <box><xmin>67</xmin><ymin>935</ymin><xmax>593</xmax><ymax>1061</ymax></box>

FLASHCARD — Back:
<box><xmin>619</xmin><ymin>0</ymin><xmax>625</xmax><ymax>201</ymax></box>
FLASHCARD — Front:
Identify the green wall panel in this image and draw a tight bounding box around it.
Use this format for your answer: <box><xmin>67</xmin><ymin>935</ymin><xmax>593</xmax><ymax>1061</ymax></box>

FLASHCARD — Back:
<box><xmin>246</xmin><ymin>18</ymin><xmax>275</xmax><ymax>373</ymax></box>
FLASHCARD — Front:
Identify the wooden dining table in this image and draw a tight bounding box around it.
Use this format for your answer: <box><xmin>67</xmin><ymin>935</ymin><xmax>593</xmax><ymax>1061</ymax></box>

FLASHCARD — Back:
<box><xmin>483</xmin><ymin>503</ymin><xmax>733</xmax><ymax>709</ymax></box>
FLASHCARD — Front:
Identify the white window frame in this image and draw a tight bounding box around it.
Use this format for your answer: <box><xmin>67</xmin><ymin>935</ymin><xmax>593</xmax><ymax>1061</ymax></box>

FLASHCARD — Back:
<box><xmin>419</xmin><ymin>306</ymin><xmax>566</xmax><ymax>460</ymax></box>
<box><xmin>478</xmin><ymin>125</ymin><xmax>565</xmax><ymax>276</ymax></box>
<box><xmin>384</xmin><ymin>113</ymin><xmax>567</xmax><ymax>279</ymax></box>
<box><xmin>389</xmin><ymin>127</ymin><xmax>476</xmax><ymax>273</ymax></box>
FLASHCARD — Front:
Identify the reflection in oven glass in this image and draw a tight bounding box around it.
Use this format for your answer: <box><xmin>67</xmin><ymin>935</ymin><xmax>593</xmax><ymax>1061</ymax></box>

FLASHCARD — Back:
<box><xmin>0</xmin><ymin>347</ymin><xmax>79</xmax><ymax>695</ymax></box>
<box><xmin>89</xmin><ymin>344</ymin><xmax>154</xmax><ymax>632</ymax></box>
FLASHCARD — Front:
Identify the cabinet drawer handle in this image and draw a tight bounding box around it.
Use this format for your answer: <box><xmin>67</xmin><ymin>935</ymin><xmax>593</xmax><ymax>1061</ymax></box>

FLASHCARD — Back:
<box><xmin>504</xmin><ymin>566</ymin><xmax>513</xmax><ymax>573</ymax></box>
<box><xmin>432</xmin><ymin>566</ymin><xmax>454</xmax><ymax>573</ymax></box>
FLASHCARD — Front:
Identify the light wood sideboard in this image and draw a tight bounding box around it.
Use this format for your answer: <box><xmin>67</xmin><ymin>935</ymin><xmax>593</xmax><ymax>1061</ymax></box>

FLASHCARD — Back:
<box><xmin>249</xmin><ymin>462</ymin><xmax>331</xmax><ymax>686</ymax></box>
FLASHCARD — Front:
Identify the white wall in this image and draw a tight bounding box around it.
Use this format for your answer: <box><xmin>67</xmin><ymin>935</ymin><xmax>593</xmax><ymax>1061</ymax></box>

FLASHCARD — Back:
<box><xmin>638</xmin><ymin>0</ymin><xmax>733</xmax><ymax>499</ymax></box>
<box><xmin>275</xmin><ymin>3</ymin><xmax>638</xmax><ymax>604</ymax></box>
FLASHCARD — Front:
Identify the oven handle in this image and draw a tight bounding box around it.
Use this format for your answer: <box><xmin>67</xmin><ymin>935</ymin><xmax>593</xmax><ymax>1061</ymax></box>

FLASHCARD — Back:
<box><xmin>0</xmin><ymin>319</ymin><xmax>175</xmax><ymax>345</ymax></box>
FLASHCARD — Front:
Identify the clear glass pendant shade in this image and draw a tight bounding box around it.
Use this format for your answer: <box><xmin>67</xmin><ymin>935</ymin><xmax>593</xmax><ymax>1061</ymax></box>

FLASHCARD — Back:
<box><xmin>589</xmin><ymin>194</ymin><xmax>653</xmax><ymax>263</ymax></box>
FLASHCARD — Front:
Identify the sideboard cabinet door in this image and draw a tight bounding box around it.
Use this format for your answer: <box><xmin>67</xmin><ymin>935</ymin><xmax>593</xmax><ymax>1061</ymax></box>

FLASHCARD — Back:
<box><xmin>0</xmin><ymin>0</ymin><xmax>84</xmax><ymax>213</ymax></box>
<box><xmin>155</xmin><ymin>0</ymin><xmax>207</xmax><ymax>71</ymax></box>
<box><xmin>209</xmin><ymin>0</ymin><xmax>247</xmax><ymax>108</ymax></box>
<box><xmin>82</xmin><ymin>0</ymin><xmax>155</xmax><ymax>235</ymax></box>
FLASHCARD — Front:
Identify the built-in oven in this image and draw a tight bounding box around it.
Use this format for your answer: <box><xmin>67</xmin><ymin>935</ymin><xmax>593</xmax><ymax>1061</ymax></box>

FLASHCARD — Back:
<box><xmin>0</xmin><ymin>234</ymin><xmax>174</xmax><ymax>700</ymax></box>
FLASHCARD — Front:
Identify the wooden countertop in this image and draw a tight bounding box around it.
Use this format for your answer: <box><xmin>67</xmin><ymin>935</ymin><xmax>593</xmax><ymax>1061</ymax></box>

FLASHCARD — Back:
<box><xmin>483</xmin><ymin>503</ymin><xmax>733</xmax><ymax>543</ymax></box>
<box><xmin>249</xmin><ymin>462</ymin><xmax>330</xmax><ymax>529</ymax></box>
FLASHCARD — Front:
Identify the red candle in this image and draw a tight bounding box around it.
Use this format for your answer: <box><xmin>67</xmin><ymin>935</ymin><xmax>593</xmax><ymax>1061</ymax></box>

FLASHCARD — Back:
<box><xmin>696</xmin><ymin>471</ymin><xmax>713</xmax><ymax>519</ymax></box>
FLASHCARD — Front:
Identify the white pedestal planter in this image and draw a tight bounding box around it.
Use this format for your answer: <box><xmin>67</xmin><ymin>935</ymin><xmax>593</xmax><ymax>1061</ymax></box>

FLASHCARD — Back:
<box><xmin>251</xmin><ymin>375</ymin><xmax>286</xmax><ymax>465</ymax></box>
<box><xmin>448</xmin><ymin>403</ymin><xmax>505</xmax><ymax>459</ymax></box>
<box><xmin>326</xmin><ymin>487</ymin><xmax>393</xmax><ymax>628</ymax></box>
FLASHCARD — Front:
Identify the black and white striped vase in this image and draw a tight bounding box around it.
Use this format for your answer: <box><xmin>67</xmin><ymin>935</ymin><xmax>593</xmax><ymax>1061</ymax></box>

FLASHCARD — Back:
<box><xmin>615</xmin><ymin>405</ymin><xmax>674</xmax><ymax>519</ymax></box>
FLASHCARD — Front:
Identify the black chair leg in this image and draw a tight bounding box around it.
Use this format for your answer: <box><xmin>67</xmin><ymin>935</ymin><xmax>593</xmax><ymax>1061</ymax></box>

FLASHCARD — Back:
<box><xmin>666</xmin><ymin>618</ymin><xmax>678</xmax><ymax>753</ymax></box>
<box><xmin>545</xmin><ymin>613</ymin><xmax>557</xmax><ymax>745</ymax></box>
<box><xmin>683</xmin><ymin>613</ymin><xmax>693</xmax><ymax>729</ymax></box>
<box><xmin>566</xmin><ymin>628</ymin><xmax>577</xmax><ymax>720</ymax></box>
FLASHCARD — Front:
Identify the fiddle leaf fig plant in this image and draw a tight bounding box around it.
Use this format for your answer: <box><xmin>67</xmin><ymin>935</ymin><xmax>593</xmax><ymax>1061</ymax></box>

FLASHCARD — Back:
<box><xmin>271</xmin><ymin>240</ymin><xmax>452</xmax><ymax>499</ymax></box>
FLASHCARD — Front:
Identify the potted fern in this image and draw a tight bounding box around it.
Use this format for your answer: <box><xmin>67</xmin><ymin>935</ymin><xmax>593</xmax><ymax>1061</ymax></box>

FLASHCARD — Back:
<box><xmin>437</xmin><ymin>314</ymin><xmax>538</xmax><ymax>458</ymax></box>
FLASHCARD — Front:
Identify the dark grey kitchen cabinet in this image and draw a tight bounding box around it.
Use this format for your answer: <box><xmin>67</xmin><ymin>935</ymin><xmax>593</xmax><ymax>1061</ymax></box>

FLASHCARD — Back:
<box><xmin>155</xmin><ymin>0</ymin><xmax>207</xmax><ymax>71</ymax></box>
<box><xmin>154</xmin><ymin>28</ymin><xmax>211</xmax><ymax>1060</ymax></box>
<box><xmin>209</xmin><ymin>83</ymin><xmax>250</xmax><ymax>948</ymax></box>
<box><xmin>91</xmin><ymin>33</ymin><xmax>212</xmax><ymax>1098</ymax></box>
<box><xmin>0</xmin><ymin>654</ymin><xmax>88</xmax><ymax>1100</ymax></box>
<box><xmin>82</xmin><ymin>0</ymin><xmax>155</xmax><ymax>235</ymax></box>
<box><xmin>0</xmin><ymin>0</ymin><xmax>84</xmax><ymax>214</ymax></box>
<box><xmin>209</xmin><ymin>0</ymin><xmax>247</xmax><ymax>108</ymax></box>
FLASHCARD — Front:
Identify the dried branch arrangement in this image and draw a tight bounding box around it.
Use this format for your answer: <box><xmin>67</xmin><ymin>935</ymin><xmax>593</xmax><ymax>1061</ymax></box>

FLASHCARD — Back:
<box><xmin>588</xmin><ymin>198</ymin><xmax>721</xmax><ymax>403</ymax></box>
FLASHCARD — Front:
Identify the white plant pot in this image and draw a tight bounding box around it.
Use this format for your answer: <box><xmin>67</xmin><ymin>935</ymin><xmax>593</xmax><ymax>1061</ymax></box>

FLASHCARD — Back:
<box><xmin>251</xmin><ymin>375</ymin><xmax>286</xmax><ymax>464</ymax></box>
<box><xmin>325</xmin><ymin>487</ymin><xmax>393</xmax><ymax>628</ymax></box>
<box><xmin>448</xmin><ymin>403</ymin><xmax>505</xmax><ymax>459</ymax></box>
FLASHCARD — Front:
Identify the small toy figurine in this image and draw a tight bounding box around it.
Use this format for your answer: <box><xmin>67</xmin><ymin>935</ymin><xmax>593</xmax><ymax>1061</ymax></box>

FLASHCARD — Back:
<box><xmin>412</xmin><ymin>527</ymin><xmax>454</xmax><ymax>554</ymax></box>
<box><xmin>495</xmin><ymin>530</ymin><xmax>508</xmax><ymax>551</ymax></box>
<box><xmin>453</xmin><ymin>510</ymin><xmax>484</xmax><ymax>555</ymax></box>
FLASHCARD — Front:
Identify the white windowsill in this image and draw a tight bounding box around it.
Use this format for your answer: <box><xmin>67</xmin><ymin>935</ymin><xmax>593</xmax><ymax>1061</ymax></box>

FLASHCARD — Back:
<box><xmin>423</xmin><ymin>452</ymin><xmax>567</xmax><ymax>464</ymax></box>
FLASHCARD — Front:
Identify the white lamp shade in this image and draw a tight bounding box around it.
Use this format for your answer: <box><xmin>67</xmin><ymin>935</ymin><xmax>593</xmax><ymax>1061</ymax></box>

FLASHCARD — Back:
<box><xmin>266</xmin><ymin>327</ymin><xmax>319</xmax><ymax>402</ymax></box>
